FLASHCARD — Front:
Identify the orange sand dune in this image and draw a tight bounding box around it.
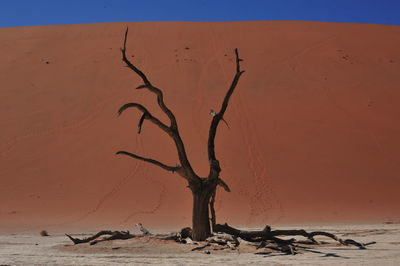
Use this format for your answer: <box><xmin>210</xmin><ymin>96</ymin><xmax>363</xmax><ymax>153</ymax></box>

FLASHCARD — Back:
<box><xmin>0</xmin><ymin>21</ymin><xmax>399</xmax><ymax>232</ymax></box>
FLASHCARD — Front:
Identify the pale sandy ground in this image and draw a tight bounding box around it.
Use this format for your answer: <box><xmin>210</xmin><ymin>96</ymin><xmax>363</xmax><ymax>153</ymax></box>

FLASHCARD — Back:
<box><xmin>1</xmin><ymin>223</ymin><xmax>399</xmax><ymax>265</ymax></box>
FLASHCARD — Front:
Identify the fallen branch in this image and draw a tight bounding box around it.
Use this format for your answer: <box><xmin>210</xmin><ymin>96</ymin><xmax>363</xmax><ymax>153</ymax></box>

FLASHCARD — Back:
<box><xmin>65</xmin><ymin>223</ymin><xmax>376</xmax><ymax>257</ymax></box>
<box><xmin>213</xmin><ymin>223</ymin><xmax>376</xmax><ymax>249</ymax></box>
<box><xmin>191</xmin><ymin>243</ymin><xmax>211</xmax><ymax>251</ymax></box>
<box><xmin>65</xmin><ymin>225</ymin><xmax>189</xmax><ymax>245</ymax></box>
<box><xmin>65</xmin><ymin>230</ymin><xmax>135</xmax><ymax>245</ymax></box>
<box><xmin>257</xmin><ymin>240</ymin><xmax>297</xmax><ymax>255</ymax></box>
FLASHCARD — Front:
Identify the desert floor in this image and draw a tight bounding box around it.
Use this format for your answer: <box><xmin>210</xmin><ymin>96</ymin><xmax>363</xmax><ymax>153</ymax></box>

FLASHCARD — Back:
<box><xmin>1</xmin><ymin>223</ymin><xmax>399</xmax><ymax>265</ymax></box>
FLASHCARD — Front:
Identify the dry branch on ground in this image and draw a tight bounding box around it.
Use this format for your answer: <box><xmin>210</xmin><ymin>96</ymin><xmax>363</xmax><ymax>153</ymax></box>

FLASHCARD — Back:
<box><xmin>65</xmin><ymin>223</ymin><xmax>375</xmax><ymax>256</ymax></box>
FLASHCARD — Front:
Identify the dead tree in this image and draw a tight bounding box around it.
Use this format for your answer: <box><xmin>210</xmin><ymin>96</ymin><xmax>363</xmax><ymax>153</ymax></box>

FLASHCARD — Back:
<box><xmin>116</xmin><ymin>28</ymin><xmax>244</xmax><ymax>241</ymax></box>
<box><xmin>66</xmin><ymin>29</ymin><xmax>376</xmax><ymax>254</ymax></box>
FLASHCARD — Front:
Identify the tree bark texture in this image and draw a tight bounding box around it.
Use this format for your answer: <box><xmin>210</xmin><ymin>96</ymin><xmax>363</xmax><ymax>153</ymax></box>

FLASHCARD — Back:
<box><xmin>191</xmin><ymin>191</ymin><xmax>212</xmax><ymax>241</ymax></box>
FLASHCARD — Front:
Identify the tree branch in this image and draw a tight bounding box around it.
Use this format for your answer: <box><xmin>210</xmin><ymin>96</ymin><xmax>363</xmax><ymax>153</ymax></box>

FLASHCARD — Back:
<box><xmin>213</xmin><ymin>223</ymin><xmax>376</xmax><ymax>249</ymax></box>
<box><xmin>121</xmin><ymin>28</ymin><xmax>177</xmax><ymax>128</ymax></box>
<box><xmin>121</xmin><ymin>28</ymin><xmax>151</xmax><ymax>86</ymax></box>
<box><xmin>66</xmin><ymin>231</ymin><xmax>135</xmax><ymax>245</ymax></box>
<box><xmin>116</xmin><ymin>151</ymin><xmax>181</xmax><ymax>173</ymax></box>
<box><xmin>120</xmin><ymin>27</ymin><xmax>195</xmax><ymax>176</ymax></box>
<box><xmin>118</xmin><ymin>102</ymin><xmax>170</xmax><ymax>134</ymax></box>
<box><xmin>208</xmin><ymin>48</ymin><xmax>245</xmax><ymax>176</ymax></box>
<box><xmin>218</xmin><ymin>178</ymin><xmax>231</xmax><ymax>192</ymax></box>
<box><xmin>134</xmin><ymin>84</ymin><xmax>178</xmax><ymax>129</ymax></box>
<box><xmin>137</xmin><ymin>113</ymin><xmax>146</xmax><ymax>134</ymax></box>
<box><xmin>210</xmin><ymin>190</ymin><xmax>217</xmax><ymax>229</ymax></box>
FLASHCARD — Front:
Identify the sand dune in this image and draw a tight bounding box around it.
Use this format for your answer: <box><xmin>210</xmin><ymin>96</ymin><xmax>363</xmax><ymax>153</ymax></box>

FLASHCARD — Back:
<box><xmin>0</xmin><ymin>21</ymin><xmax>399</xmax><ymax>232</ymax></box>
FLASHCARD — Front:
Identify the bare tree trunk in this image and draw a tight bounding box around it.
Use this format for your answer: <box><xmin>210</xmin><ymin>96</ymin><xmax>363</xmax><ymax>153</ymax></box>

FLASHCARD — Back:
<box><xmin>190</xmin><ymin>179</ymin><xmax>217</xmax><ymax>241</ymax></box>
<box><xmin>192</xmin><ymin>190</ymin><xmax>212</xmax><ymax>241</ymax></box>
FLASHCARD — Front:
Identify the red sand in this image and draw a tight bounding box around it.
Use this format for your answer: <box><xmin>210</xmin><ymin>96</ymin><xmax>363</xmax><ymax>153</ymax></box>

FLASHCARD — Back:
<box><xmin>0</xmin><ymin>21</ymin><xmax>399</xmax><ymax>232</ymax></box>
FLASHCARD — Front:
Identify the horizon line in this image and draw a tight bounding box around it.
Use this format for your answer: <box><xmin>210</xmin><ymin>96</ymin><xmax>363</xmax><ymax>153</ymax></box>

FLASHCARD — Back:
<box><xmin>2</xmin><ymin>19</ymin><xmax>399</xmax><ymax>29</ymax></box>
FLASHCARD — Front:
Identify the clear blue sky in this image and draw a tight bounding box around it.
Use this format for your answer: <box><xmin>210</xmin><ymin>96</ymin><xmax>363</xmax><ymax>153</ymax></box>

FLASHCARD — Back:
<box><xmin>1</xmin><ymin>0</ymin><xmax>399</xmax><ymax>27</ymax></box>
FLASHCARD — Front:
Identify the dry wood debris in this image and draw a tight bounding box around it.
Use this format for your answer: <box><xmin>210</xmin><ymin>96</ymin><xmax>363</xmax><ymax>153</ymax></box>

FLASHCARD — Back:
<box><xmin>66</xmin><ymin>223</ymin><xmax>375</xmax><ymax>256</ymax></box>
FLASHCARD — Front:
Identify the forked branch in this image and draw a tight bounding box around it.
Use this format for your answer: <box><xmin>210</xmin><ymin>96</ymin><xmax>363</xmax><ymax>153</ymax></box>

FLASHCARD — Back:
<box><xmin>119</xmin><ymin>27</ymin><xmax>195</xmax><ymax>176</ymax></box>
<box><xmin>118</xmin><ymin>102</ymin><xmax>170</xmax><ymax>134</ymax></box>
<box><xmin>121</xmin><ymin>28</ymin><xmax>177</xmax><ymax>129</ymax></box>
<box><xmin>208</xmin><ymin>48</ymin><xmax>245</xmax><ymax>176</ymax></box>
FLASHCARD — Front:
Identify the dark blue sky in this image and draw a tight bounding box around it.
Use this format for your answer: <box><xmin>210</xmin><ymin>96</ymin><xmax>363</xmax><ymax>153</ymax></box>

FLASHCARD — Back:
<box><xmin>1</xmin><ymin>0</ymin><xmax>400</xmax><ymax>27</ymax></box>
